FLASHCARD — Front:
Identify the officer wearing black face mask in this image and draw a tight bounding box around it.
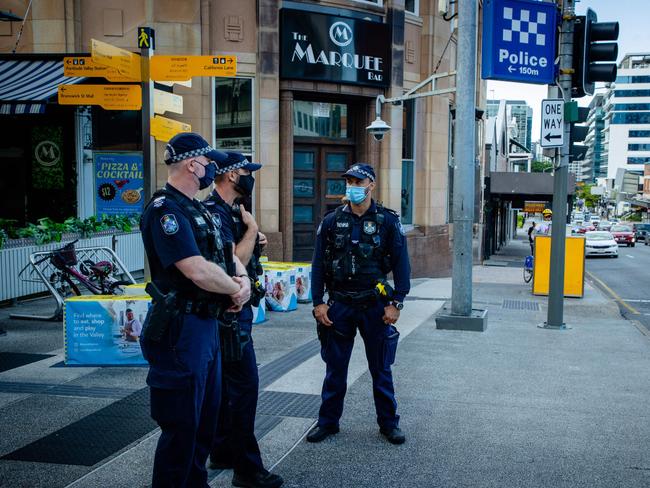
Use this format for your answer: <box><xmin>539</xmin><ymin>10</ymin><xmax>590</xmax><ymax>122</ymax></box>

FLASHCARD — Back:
<box><xmin>203</xmin><ymin>152</ymin><xmax>282</xmax><ymax>488</ymax></box>
<box><xmin>139</xmin><ymin>133</ymin><xmax>252</xmax><ymax>487</ymax></box>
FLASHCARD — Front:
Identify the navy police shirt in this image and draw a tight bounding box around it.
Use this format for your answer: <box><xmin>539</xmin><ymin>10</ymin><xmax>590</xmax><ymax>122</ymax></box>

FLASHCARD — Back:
<box><xmin>311</xmin><ymin>200</ymin><xmax>411</xmax><ymax>307</ymax></box>
<box><xmin>140</xmin><ymin>184</ymin><xmax>205</xmax><ymax>294</ymax></box>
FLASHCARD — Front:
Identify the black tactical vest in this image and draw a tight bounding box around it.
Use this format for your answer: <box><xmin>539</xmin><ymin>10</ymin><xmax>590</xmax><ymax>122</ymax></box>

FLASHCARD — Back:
<box><xmin>324</xmin><ymin>205</ymin><xmax>391</xmax><ymax>291</ymax></box>
<box><xmin>204</xmin><ymin>192</ymin><xmax>263</xmax><ymax>279</ymax></box>
<box><xmin>142</xmin><ymin>186</ymin><xmax>227</xmax><ymax>301</ymax></box>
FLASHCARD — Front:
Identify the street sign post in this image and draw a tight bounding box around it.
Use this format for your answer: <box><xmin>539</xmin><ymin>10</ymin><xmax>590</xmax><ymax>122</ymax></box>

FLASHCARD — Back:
<box><xmin>150</xmin><ymin>55</ymin><xmax>236</xmax><ymax>81</ymax></box>
<box><xmin>540</xmin><ymin>99</ymin><xmax>564</xmax><ymax>147</ymax></box>
<box><xmin>57</xmin><ymin>84</ymin><xmax>142</xmax><ymax>110</ymax></box>
<box><xmin>151</xmin><ymin>115</ymin><xmax>191</xmax><ymax>142</ymax></box>
<box><xmin>91</xmin><ymin>38</ymin><xmax>141</xmax><ymax>81</ymax></box>
<box><xmin>481</xmin><ymin>0</ymin><xmax>558</xmax><ymax>84</ymax></box>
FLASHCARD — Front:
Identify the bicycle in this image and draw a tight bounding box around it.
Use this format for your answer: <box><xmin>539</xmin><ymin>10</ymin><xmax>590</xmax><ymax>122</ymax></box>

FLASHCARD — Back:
<box><xmin>523</xmin><ymin>255</ymin><xmax>534</xmax><ymax>283</ymax></box>
<box><xmin>21</xmin><ymin>240</ymin><xmax>132</xmax><ymax>297</ymax></box>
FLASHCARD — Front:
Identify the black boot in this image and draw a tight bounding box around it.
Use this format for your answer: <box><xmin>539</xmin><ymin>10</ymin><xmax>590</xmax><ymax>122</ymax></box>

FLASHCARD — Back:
<box><xmin>232</xmin><ymin>469</ymin><xmax>284</xmax><ymax>488</ymax></box>
<box><xmin>306</xmin><ymin>424</ymin><xmax>339</xmax><ymax>443</ymax></box>
<box><xmin>380</xmin><ymin>427</ymin><xmax>406</xmax><ymax>445</ymax></box>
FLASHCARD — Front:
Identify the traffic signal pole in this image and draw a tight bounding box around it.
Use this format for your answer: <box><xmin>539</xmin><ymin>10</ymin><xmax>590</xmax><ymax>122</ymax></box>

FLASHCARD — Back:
<box><xmin>545</xmin><ymin>0</ymin><xmax>575</xmax><ymax>328</ymax></box>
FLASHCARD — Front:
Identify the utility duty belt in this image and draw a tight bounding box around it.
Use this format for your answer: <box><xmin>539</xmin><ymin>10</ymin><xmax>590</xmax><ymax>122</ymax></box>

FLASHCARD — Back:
<box><xmin>329</xmin><ymin>280</ymin><xmax>395</xmax><ymax>305</ymax></box>
<box><xmin>181</xmin><ymin>299</ymin><xmax>224</xmax><ymax>319</ymax></box>
<box><xmin>142</xmin><ymin>282</ymin><xmax>225</xmax><ymax>342</ymax></box>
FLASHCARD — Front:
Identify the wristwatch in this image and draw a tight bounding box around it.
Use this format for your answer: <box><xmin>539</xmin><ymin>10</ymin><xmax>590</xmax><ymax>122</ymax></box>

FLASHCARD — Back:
<box><xmin>391</xmin><ymin>300</ymin><xmax>404</xmax><ymax>311</ymax></box>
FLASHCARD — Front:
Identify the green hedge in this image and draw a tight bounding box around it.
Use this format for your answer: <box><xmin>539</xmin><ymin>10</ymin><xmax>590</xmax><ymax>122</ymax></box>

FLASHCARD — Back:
<box><xmin>0</xmin><ymin>215</ymin><xmax>139</xmax><ymax>249</ymax></box>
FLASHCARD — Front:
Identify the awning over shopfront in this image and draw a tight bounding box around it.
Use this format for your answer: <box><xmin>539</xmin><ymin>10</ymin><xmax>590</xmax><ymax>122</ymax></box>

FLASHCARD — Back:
<box><xmin>488</xmin><ymin>171</ymin><xmax>576</xmax><ymax>207</ymax></box>
<box><xmin>0</xmin><ymin>59</ymin><xmax>84</xmax><ymax>114</ymax></box>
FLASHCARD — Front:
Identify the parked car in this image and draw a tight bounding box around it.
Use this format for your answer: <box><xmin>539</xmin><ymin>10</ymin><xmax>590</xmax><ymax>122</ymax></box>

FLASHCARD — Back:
<box><xmin>610</xmin><ymin>224</ymin><xmax>635</xmax><ymax>247</ymax></box>
<box><xmin>634</xmin><ymin>223</ymin><xmax>650</xmax><ymax>243</ymax></box>
<box><xmin>585</xmin><ymin>231</ymin><xmax>619</xmax><ymax>258</ymax></box>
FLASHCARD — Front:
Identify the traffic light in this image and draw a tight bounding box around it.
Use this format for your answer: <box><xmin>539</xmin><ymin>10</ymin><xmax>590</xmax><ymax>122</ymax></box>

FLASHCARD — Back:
<box><xmin>570</xmin><ymin>108</ymin><xmax>589</xmax><ymax>162</ymax></box>
<box><xmin>572</xmin><ymin>8</ymin><xmax>619</xmax><ymax>98</ymax></box>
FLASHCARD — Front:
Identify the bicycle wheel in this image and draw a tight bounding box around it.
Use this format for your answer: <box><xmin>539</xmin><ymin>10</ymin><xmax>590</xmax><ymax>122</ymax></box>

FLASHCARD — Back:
<box><xmin>49</xmin><ymin>272</ymin><xmax>81</xmax><ymax>297</ymax></box>
<box><xmin>523</xmin><ymin>267</ymin><xmax>533</xmax><ymax>283</ymax></box>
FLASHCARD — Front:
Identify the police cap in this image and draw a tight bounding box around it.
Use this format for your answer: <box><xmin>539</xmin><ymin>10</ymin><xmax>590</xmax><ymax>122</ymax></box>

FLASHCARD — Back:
<box><xmin>341</xmin><ymin>163</ymin><xmax>376</xmax><ymax>182</ymax></box>
<box><xmin>164</xmin><ymin>132</ymin><xmax>228</xmax><ymax>165</ymax></box>
<box><xmin>215</xmin><ymin>151</ymin><xmax>262</xmax><ymax>174</ymax></box>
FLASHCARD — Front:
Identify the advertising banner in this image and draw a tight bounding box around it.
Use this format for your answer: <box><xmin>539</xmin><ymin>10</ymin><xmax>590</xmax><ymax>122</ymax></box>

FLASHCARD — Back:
<box><xmin>65</xmin><ymin>296</ymin><xmax>149</xmax><ymax>365</ymax></box>
<box><xmin>94</xmin><ymin>152</ymin><xmax>144</xmax><ymax>216</ymax></box>
<box><xmin>280</xmin><ymin>9</ymin><xmax>390</xmax><ymax>87</ymax></box>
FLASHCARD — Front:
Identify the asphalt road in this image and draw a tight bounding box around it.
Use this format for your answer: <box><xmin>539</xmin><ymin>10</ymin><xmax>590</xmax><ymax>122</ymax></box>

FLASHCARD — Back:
<box><xmin>585</xmin><ymin>238</ymin><xmax>650</xmax><ymax>334</ymax></box>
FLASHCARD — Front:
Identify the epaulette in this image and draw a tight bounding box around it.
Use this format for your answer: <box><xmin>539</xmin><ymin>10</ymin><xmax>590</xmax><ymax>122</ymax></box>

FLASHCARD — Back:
<box><xmin>377</xmin><ymin>202</ymin><xmax>400</xmax><ymax>219</ymax></box>
<box><xmin>152</xmin><ymin>195</ymin><xmax>166</xmax><ymax>208</ymax></box>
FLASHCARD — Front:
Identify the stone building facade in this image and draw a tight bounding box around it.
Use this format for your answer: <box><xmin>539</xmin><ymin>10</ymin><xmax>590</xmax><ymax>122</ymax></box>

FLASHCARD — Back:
<box><xmin>1</xmin><ymin>0</ymin><xmax>487</xmax><ymax>277</ymax></box>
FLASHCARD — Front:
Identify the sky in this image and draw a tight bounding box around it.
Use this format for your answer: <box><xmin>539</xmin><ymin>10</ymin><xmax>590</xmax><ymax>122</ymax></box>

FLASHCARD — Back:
<box><xmin>486</xmin><ymin>0</ymin><xmax>650</xmax><ymax>145</ymax></box>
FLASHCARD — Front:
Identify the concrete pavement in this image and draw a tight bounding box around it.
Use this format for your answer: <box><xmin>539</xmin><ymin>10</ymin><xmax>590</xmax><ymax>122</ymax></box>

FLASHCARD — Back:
<box><xmin>0</xmin><ymin>238</ymin><xmax>648</xmax><ymax>487</ymax></box>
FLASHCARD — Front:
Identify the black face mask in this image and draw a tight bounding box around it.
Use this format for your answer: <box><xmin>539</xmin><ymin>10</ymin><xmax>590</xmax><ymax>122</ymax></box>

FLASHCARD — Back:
<box><xmin>235</xmin><ymin>174</ymin><xmax>255</xmax><ymax>196</ymax></box>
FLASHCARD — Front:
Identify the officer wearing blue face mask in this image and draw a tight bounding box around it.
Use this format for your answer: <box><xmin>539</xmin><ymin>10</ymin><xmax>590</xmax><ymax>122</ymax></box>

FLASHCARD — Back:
<box><xmin>308</xmin><ymin>163</ymin><xmax>411</xmax><ymax>445</ymax></box>
<box><xmin>139</xmin><ymin>132</ymin><xmax>252</xmax><ymax>487</ymax></box>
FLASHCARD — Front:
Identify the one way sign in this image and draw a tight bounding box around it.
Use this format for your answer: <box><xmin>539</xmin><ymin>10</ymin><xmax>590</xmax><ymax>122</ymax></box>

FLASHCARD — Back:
<box><xmin>540</xmin><ymin>99</ymin><xmax>564</xmax><ymax>148</ymax></box>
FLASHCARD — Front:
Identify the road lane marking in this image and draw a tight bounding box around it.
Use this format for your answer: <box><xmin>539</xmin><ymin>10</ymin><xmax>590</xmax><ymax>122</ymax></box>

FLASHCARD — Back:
<box><xmin>626</xmin><ymin>254</ymin><xmax>634</xmax><ymax>259</ymax></box>
<box><xmin>622</xmin><ymin>299</ymin><xmax>650</xmax><ymax>303</ymax></box>
<box><xmin>586</xmin><ymin>271</ymin><xmax>640</xmax><ymax>315</ymax></box>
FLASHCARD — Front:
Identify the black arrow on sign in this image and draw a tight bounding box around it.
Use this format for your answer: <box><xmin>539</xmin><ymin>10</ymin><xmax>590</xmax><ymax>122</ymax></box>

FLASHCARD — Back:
<box><xmin>544</xmin><ymin>133</ymin><xmax>561</xmax><ymax>142</ymax></box>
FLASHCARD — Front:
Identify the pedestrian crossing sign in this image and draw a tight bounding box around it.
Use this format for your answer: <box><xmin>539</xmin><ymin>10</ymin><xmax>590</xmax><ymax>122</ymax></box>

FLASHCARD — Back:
<box><xmin>138</xmin><ymin>27</ymin><xmax>155</xmax><ymax>50</ymax></box>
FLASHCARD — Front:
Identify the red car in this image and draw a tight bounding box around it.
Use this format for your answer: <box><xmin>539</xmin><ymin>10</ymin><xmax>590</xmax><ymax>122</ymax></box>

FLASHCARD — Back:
<box><xmin>611</xmin><ymin>224</ymin><xmax>636</xmax><ymax>247</ymax></box>
<box><xmin>575</xmin><ymin>224</ymin><xmax>595</xmax><ymax>234</ymax></box>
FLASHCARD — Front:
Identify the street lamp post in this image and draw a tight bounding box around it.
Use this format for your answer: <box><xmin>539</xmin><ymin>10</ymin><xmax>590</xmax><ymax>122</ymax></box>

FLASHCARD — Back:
<box><xmin>368</xmin><ymin>0</ymin><xmax>486</xmax><ymax>332</ymax></box>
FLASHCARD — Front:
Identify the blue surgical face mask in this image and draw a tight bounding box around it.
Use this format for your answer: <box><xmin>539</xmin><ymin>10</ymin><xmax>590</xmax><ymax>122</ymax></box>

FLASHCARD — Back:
<box><xmin>346</xmin><ymin>185</ymin><xmax>369</xmax><ymax>204</ymax></box>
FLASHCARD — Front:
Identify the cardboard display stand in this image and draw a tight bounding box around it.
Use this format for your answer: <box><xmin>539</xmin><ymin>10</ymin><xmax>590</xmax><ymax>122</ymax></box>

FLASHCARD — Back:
<box><xmin>64</xmin><ymin>295</ymin><xmax>150</xmax><ymax>365</ymax></box>
<box><xmin>262</xmin><ymin>265</ymin><xmax>298</xmax><ymax>312</ymax></box>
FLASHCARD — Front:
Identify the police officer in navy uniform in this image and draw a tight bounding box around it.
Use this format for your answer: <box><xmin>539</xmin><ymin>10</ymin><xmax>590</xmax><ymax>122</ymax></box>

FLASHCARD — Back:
<box><xmin>307</xmin><ymin>163</ymin><xmax>411</xmax><ymax>445</ymax></box>
<box><xmin>140</xmin><ymin>132</ymin><xmax>252</xmax><ymax>488</ymax></box>
<box><xmin>203</xmin><ymin>151</ymin><xmax>283</xmax><ymax>488</ymax></box>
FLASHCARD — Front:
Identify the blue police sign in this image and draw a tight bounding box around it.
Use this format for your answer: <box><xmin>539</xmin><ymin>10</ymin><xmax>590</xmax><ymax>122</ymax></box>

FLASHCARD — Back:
<box><xmin>481</xmin><ymin>0</ymin><xmax>558</xmax><ymax>85</ymax></box>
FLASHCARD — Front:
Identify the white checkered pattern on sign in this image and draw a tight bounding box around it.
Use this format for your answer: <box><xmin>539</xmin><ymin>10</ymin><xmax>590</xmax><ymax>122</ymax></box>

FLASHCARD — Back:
<box><xmin>502</xmin><ymin>7</ymin><xmax>547</xmax><ymax>46</ymax></box>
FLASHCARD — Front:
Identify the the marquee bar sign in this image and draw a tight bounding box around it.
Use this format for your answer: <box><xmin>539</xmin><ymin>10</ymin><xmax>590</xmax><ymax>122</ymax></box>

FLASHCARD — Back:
<box><xmin>280</xmin><ymin>9</ymin><xmax>390</xmax><ymax>88</ymax></box>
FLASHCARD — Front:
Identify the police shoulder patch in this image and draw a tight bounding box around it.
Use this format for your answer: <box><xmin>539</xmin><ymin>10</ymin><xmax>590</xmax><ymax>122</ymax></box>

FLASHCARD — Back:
<box><xmin>397</xmin><ymin>221</ymin><xmax>406</xmax><ymax>236</ymax></box>
<box><xmin>160</xmin><ymin>214</ymin><xmax>179</xmax><ymax>235</ymax></box>
<box><xmin>316</xmin><ymin>222</ymin><xmax>323</xmax><ymax>236</ymax></box>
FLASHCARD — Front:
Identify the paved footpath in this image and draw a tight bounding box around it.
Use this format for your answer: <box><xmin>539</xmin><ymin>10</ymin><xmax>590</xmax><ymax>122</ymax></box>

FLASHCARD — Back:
<box><xmin>0</xmin><ymin>258</ymin><xmax>649</xmax><ymax>487</ymax></box>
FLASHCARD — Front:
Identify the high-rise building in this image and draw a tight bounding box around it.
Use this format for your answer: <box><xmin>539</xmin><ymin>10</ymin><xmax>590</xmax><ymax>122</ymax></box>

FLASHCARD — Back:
<box><xmin>602</xmin><ymin>53</ymin><xmax>650</xmax><ymax>184</ymax></box>
<box><xmin>486</xmin><ymin>99</ymin><xmax>533</xmax><ymax>152</ymax></box>
<box><xmin>581</xmin><ymin>94</ymin><xmax>606</xmax><ymax>183</ymax></box>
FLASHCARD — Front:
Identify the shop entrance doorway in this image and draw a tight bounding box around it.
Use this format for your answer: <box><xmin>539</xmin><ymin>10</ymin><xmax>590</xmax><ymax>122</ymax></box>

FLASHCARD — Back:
<box><xmin>292</xmin><ymin>144</ymin><xmax>355</xmax><ymax>262</ymax></box>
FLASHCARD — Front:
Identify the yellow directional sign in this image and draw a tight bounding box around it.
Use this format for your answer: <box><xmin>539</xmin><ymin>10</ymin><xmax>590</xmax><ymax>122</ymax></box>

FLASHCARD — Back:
<box><xmin>154</xmin><ymin>88</ymin><xmax>183</xmax><ymax>115</ymax></box>
<box><xmin>63</xmin><ymin>57</ymin><xmax>139</xmax><ymax>82</ymax></box>
<box><xmin>91</xmin><ymin>38</ymin><xmax>141</xmax><ymax>81</ymax></box>
<box><xmin>150</xmin><ymin>115</ymin><xmax>191</xmax><ymax>142</ymax></box>
<box><xmin>150</xmin><ymin>55</ymin><xmax>237</xmax><ymax>81</ymax></box>
<box><xmin>58</xmin><ymin>84</ymin><xmax>142</xmax><ymax>111</ymax></box>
